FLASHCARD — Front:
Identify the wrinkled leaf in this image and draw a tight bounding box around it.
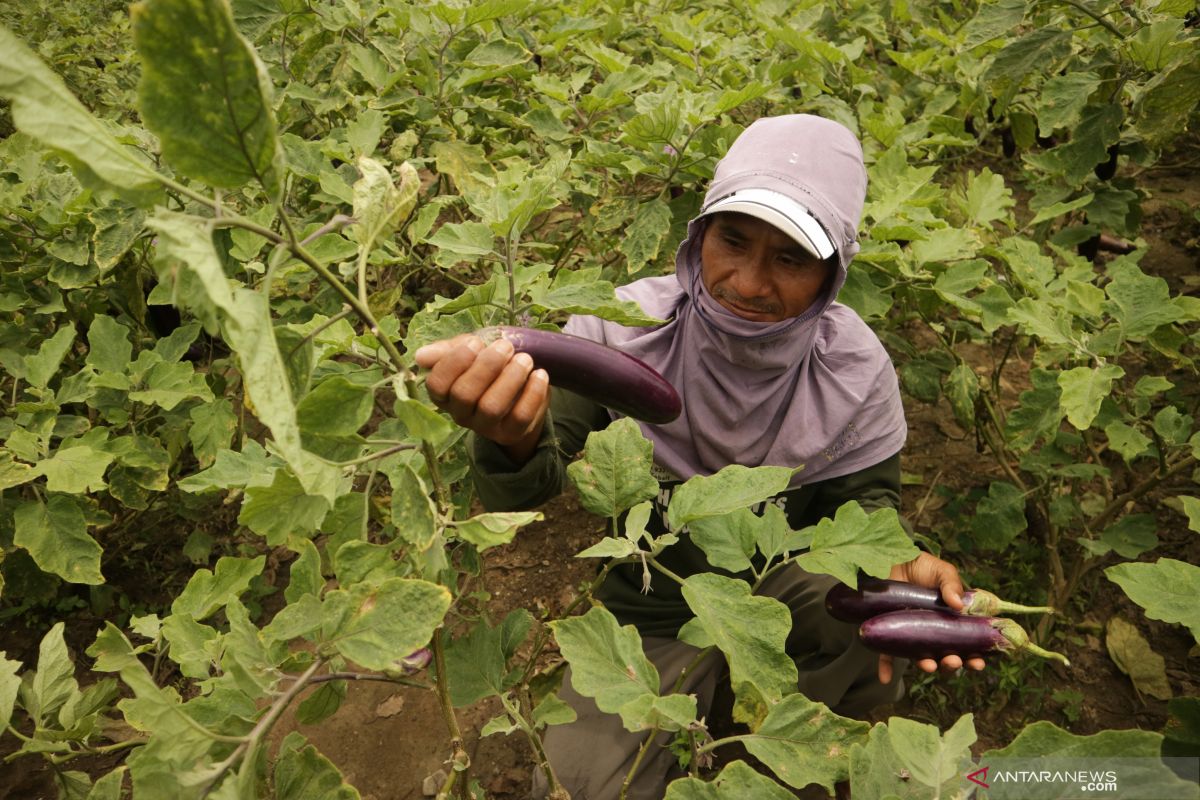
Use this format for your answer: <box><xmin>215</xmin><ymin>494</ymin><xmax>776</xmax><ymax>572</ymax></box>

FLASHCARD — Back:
<box><xmin>132</xmin><ymin>0</ymin><xmax>283</xmax><ymax>196</ymax></box>
<box><xmin>1106</xmin><ymin>617</ymin><xmax>1172</xmax><ymax>700</ymax></box>
<box><xmin>795</xmin><ymin>503</ymin><xmax>919</xmax><ymax>586</ymax></box>
<box><xmin>567</xmin><ymin>417</ymin><xmax>659</xmax><ymax>518</ymax></box>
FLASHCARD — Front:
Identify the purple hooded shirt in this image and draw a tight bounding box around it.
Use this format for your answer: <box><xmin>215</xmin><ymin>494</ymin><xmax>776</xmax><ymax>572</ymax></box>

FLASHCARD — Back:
<box><xmin>565</xmin><ymin>114</ymin><xmax>907</xmax><ymax>486</ymax></box>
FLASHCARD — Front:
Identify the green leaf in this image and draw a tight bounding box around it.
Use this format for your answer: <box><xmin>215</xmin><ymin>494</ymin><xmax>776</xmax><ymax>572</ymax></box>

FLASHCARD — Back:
<box><xmin>444</xmin><ymin>609</ymin><xmax>531</xmax><ymax>706</ymax></box>
<box><xmin>0</xmin><ymin>451</ymin><xmax>36</xmax><ymax>491</ymax></box>
<box><xmin>1005</xmin><ymin>369</ymin><xmax>1064</xmax><ymax>451</ymax></box>
<box><xmin>617</xmin><ymin>692</ymin><xmax>698</xmax><ymax>733</ymax></box>
<box><xmin>668</xmin><ymin>464</ymin><xmax>795</xmax><ymax>529</ymax></box>
<box><xmin>794</xmin><ymin>504</ymin><xmax>919</xmax><ymax>586</ymax></box>
<box><xmin>0</xmin><ymin>654</ymin><xmax>20</xmax><ymax>731</ymax></box>
<box><xmin>388</xmin><ymin>464</ymin><xmax>437</xmax><ymax>550</ymax></box>
<box><xmin>24</xmin><ymin>326</ymin><xmax>76</xmax><ymax>389</ymax></box>
<box><xmin>1106</xmin><ymin>559</ymin><xmax>1200</xmax><ymax>643</ymax></box>
<box><xmin>849</xmin><ymin>714</ymin><xmax>977</xmax><ymax>799</ymax></box>
<box><xmin>321</xmin><ymin>578</ymin><xmax>451</xmax><ymax>672</ymax></box>
<box><xmin>225</xmin><ymin>289</ymin><xmax>341</xmax><ymax>503</ymax></box>
<box><xmin>1179</xmin><ymin>496</ymin><xmax>1200</xmax><ymax>534</ymax></box>
<box><xmin>426</xmin><ymin>221</ymin><xmax>496</xmax><ymax>263</ymax></box>
<box><xmin>1035</xmin><ymin>72</ymin><xmax>1102</xmax><ymax>137</ymax></box>
<box><xmin>680</xmin><ymin>573</ymin><xmax>796</xmax><ymax>706</ymax></box>
<box><xmin>970</xmin><ymin>481</ymin><xmax>1028</xmax><ymax>551</ymax></box>
<box><xmin>1134</xmin><ymin>53</ymin><xmax>1200</xmax><ymax>147</ymax></box>
<box><xmin>549</xmin><ymin>606</ymin><xmax>661</xmax><ymax>730</ymax></box>
<box><xmin>86</xmin><ymin>316</ymin><xmax>133</xmax><ymax>375</ymax></box>
<box><xmin>296</xmin><ymin>681</ymin><xmax>345</xmax><ymax>726</ymax></box>
<box><xmin>238</xmin><ymin>469</ymin><xmax>329</xmax><ymax>546</ymax></box>
<box><xmin>1104</xmin><ymin>261</ymin><xmax>1182</xmax><ymax>340</ymax></box>
<box><xmin>619</xmin><ymin>198</ymin><xmax>673</xmax><ymax>273</ymax></box>
<box><xmin>529</xmin><ymin>269</ymin><xmax>665</xmax><ymax>326</ymax></box>
<box><xmin>13</xmin><ymin>496</ymin><xmax>103</xmax><ymax>585</ymax></box>
<box><xmin>85</xmin><ymin>768</ymin><xmax>128</xmax><ymax>800</ymax></box>
<box><xmin>452</xmin><ymin>511</ymin><xmax>543</xmax><ymax>552</ymax></box>
<box><xmin>1155</xmin><ymin>406</ymin><xmax>1193</xmax><ymax>445</ymax></box>
<box><xmin>170</xmin><ymin>555</ymin><xmax>265</xmax><ymax>621</ymax></box>
<box><xmin>665</xmin><ymin>760</ymin><xmax>798</xmax><ymax>799</ymax></box>
<box><xmin>296</xmin><ymin>376</ymin><xmax>374</xmax><ymax>437</ymax></box>
<box><xmin>688</xmin><ymin>508</ymin><xmax>759</xmax><ymax>573</ymax></box>
<box><xmin>910</xmin><ymin>227</ymin><xmax>980</xmax><ymax>265</ymax></box>
<box><xmin>1105</xmin><ymin>421</ymin><xmax>1152</xmax><ymax>463</ymax></box>
<box><xmin>130</xmin><ymin>360</ymin><xmax>214</xmax><ymax>410</ymax></box>
<box><xmin>1081</xmin><ymin>514</ymin><xmax>1158</xmax><ymax>560</ymax></box>
<box><xmin>188</xmin><ymin>399</ymin><xmax>238</xmax><ymax>469</ymax></box>
<box><xmin>740</xmin><ymin>693</ymin><xmax>870</xmax><ymax>792</ymax></box>
<box><xmin>91</xmin><ymin>203</ymin><xmax>147</xmax><ymax>272</ymax></box>
<box><xmin>274</xmin><ymin>732</ymin><xmax>361</xmax><ymax>800</ymax></box>
<box><xmin>945</xmin><ymin>363</ymin><xmax>979</xmax><ymax>428</ymax></box>
<box><xmin>393</xmin><ymin>399</ymin><xmax>455</xmax><ymax>446</ymax></box>
<box><xmin>0</xmin><ymin>27</ymin><xmax>161</xmax><ymax>199</ymax></box>
<box><xmin>132</xmin><ymin>0</ymin><xmax>283</xmax><ymax>196</ymax></box>
<box><xmin>531</xmin><ymin>693</ymin><xmax>577</xmax><ymax>729</ymax></box>
<box><xmin>160</xmin><ymin>614</ymin><xmax>218</xmax><ymax>679</ymax></box>
<box><xmin>567</xmin><ymin>417</ymin><xmax>659</xmax><ymax>518</ymax></box>
<box><xmin>30</xmin><ymin>622</ymin><xmax>79</xmax><ymax>727</ymax></box>
<box><xmin>1106</xmin><ymin>617</ymin><xmax>1172</xmax><ymax>701</ymax></box>
<box><xmin>34</xmin><ymin>445</ymin><xmax>114</xmax><ymax>493</ymax></box>
<box><xmin>178</xmin><ymin>441</ymin><xmax>280</xmax><ymax>493</ymax></box>
<box><xmin>1058</xmin><ymin>364</ymin><xmax>1125</xmax><ymax>431</ymax></box>
<box><xmin>285</xmin><ymin>539</ymin><xmax>323</xmax><ymax>603</ymax></box>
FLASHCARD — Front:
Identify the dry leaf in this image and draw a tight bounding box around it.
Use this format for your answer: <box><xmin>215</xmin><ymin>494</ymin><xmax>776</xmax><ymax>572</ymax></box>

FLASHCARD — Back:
<box><xmin>374</xmin><ymin>692</ymin><xmax>406</xmax><ymax>718</ymax></box>
<box><xmin>1106</xmin><ymin>617</ymin><xmax>1172</xmax><ymax>701</ymax></box>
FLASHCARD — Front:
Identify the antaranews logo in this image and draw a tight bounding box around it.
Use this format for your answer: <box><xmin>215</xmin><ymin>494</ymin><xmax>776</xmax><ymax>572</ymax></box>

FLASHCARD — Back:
<box><xmin>964</xmin><ymin>757</ymin><xmax>1199</xmax><ymax>799</ymax></box>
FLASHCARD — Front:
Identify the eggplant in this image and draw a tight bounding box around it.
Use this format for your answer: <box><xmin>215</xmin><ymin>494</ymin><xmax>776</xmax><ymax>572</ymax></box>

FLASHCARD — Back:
<box><xmin>478</xmin><ymin>326</ymin><xmax>682</xmax><ymax>424</ymax></box>
<box><xmin>858</xmin><ymin>610</ymin><xmax>1070</xmax><ymax>666</ymax></box>
<box><xmin>824</xmin><ymin>578</ymin><xmax>1055</xmax><ymax>623</ymax></box>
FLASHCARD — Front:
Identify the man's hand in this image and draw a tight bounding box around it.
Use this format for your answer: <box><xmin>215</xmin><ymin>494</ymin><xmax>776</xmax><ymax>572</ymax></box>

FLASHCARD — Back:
<box><xmin>414</xmin><ymin>334</ymin><xmax>550</xmax><ymax>464</ymax></box>
<box><xmin>876</xmin><ymin>552</ymin><xmax>988</xmax><ymax>684</ymax></box>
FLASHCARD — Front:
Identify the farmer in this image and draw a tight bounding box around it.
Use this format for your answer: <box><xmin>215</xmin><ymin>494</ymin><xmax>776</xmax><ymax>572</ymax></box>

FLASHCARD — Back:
<box><xmin>415</xmin><ymin>114</ymin><xmax>984</xmax><ymax>799</ymax></box>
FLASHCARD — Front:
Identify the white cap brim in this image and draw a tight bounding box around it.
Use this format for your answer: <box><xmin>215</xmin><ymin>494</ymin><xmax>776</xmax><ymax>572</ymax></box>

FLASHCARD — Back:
<box><xmin>700</xmin><ymin>188</ymin><xmax>836</xmax><ymax>260</ymax></box>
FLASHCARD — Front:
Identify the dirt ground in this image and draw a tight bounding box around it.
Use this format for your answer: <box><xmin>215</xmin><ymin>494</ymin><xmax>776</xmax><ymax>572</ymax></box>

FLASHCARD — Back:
<box><xmin>2</xmin><ymin>168</ymin><xmax>1198</xmax><ymax>799</ymax></box>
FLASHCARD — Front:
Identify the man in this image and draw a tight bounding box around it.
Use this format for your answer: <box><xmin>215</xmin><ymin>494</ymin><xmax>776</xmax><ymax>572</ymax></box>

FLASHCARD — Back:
<box><xmin>416</xmin><ymin>115</ymin><xmax>983</xmax><ymax>798</ymax></box>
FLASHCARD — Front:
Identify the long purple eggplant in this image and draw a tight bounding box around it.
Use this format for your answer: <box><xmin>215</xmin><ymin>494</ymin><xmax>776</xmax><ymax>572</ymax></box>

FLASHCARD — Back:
<box><xmin>824</xmin><ymin>578</ymin><xmax>1055</xmax><ymax>623</ymax></box>
<box><xmin>478</xmin><ymin>326</ymin><xmax>682</xmax><ymax>424</ymax></box>
<box><xmin>858</xmin><ymin>610</ymin><xmax>1070</xmax><ymax>666</ymax></box>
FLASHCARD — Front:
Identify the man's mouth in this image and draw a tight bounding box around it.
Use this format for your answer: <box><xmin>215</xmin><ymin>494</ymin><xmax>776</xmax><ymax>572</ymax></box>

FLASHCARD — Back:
<box><xmin>714</xmin><ymin>290</ymin><xmax>779</xmax><ymax>320</ymax></box>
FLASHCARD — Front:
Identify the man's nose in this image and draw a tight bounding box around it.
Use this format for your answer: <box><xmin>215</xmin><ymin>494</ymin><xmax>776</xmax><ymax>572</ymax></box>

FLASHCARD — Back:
<box><xmin>728</xmin><ymin>255</ymin><xmax>772</xmax><ymax>298</ymax></box>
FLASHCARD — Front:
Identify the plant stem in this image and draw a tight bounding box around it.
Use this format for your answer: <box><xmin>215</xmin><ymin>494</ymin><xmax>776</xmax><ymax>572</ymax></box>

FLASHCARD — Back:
<box><xmin>646</xmin><ymin>557</ymin><xmax>686</xmax><ymax>586</ymax></box>
<box><xmin>329</xmin><ymin>442</ymin><xmax>416</xmax><ymax>468</ymax></box>
<box><xmin>619</xmin><ymin>729</ymin><xmax>659</xmax><ymax>800</ymax></box>
<box><xmin>431</xmin><ymin>633</ymin><xmax>470</xmax><ymax>797</ymax></box>
<box><xmin>201</xmin><ymin>657</ymin><xmax>326</xmax><ymax>798</ymax></box>
<box><xmin>1088</xmin><ymin>454</ymin><xmax>1197</xmax><ymax>533</ymax></box>
<box><xmin>306</xmin><ymin>671</ymin><xmax>431</xmax><ymax>690</ymax></box>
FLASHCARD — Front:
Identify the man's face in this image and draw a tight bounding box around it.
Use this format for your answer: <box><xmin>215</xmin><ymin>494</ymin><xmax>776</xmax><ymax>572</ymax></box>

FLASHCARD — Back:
<box><xmin>699</xmin><ymin>212</ymin><xmax>832</xmax><ymax>323</ymax></box>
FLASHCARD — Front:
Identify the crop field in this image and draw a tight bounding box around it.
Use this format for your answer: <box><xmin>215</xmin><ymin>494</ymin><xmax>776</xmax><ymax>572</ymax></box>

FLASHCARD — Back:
<box><xmin>1</xmin><ymin>0</ymin><xmax>1199</xmax><ymax>798</ymax></box>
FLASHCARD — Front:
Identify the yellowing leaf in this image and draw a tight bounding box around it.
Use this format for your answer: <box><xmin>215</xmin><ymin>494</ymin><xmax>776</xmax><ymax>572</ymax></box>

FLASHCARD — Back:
<box><xmin>1106</xmin><ymin>617</ymin><xmax>1172</xmax><ymax>701</ymax></box>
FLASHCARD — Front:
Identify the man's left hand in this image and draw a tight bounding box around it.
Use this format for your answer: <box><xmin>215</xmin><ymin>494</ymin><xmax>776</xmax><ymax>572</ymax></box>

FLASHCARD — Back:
<box><xmin>877</xmin><ymin>552</ymin><xmax>988</xmax><ymax>684</ymax></box>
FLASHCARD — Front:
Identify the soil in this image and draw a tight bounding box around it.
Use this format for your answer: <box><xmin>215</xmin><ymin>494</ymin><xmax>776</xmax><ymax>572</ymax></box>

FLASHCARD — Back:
<box><xmin>2</xmin><ymin>164</ymin><xmax>1199</xmax><ymax>800</ymax></box>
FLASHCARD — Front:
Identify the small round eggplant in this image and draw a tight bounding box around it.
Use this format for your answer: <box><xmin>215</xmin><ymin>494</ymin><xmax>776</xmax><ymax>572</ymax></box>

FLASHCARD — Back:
<box><xmin>824</xmin><ymin>578</ymin><xmax>1055</xmax><ymax>624</ymax></box>
<box><xmin>478</xmin><ymin>326</ymin><xmax>682</xmax><ymax>424</ymax></box>
<box><xmin>858</xmin><ymin>609</ymin><xmax>1070</xmax><ymax>666</ymax></box>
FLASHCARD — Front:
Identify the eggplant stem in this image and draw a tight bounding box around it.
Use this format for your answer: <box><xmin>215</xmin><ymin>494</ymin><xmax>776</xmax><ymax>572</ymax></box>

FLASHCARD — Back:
<box><xmin>1022</xmin><ymin>640</ymin><xmax>1071</xmax><ymax>667</ymax></box>
<box><xmin>995</xmin><ymin>600</ymin><xmax>1057</xmax><ymax>616</ymax></box>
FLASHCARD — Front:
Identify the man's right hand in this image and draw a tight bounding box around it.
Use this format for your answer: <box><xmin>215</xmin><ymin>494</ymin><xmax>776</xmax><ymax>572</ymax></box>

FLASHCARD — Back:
<box><xmin>413</xmin><ymin>334</ymin><xmax>551</xmax><ymax>464</ymax></box>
